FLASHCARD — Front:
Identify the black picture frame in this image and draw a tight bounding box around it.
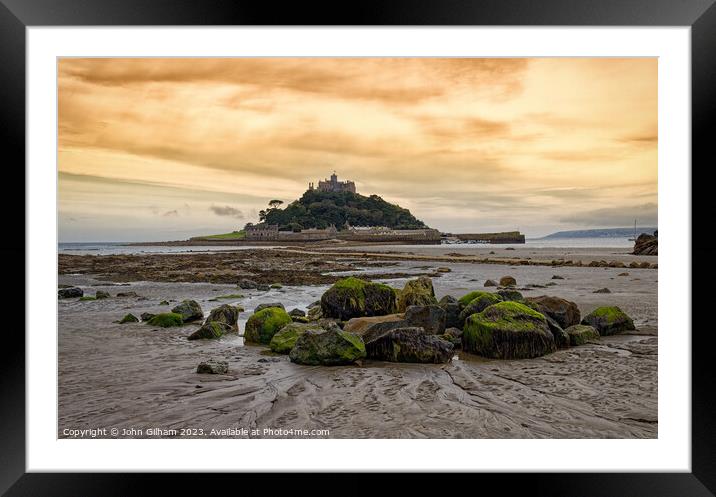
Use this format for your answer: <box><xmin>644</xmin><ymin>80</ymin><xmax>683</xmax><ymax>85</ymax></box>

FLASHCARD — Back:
<box><xmin>2</xmin><ymin>0</ymin><xmax>714</xmax><ymax>494</ymax></box>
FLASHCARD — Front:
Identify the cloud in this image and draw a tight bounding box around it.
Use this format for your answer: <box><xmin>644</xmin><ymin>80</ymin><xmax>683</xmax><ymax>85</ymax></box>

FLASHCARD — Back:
<box><xmin>209</xmin><ymin>205</ymin><xmax>244</xmax><ymax>219</ymax></box>
<box><xmin>559</xmin><ymin>203</ymin><xmax>657</xmax><ymax>227</ymax></box>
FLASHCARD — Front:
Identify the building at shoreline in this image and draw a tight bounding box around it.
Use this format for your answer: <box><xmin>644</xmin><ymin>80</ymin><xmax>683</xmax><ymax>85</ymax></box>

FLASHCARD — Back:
<box><xmin>308</xmin><ymin>172</ymin><xmax>356</xmax><ymax>194</ymax></box>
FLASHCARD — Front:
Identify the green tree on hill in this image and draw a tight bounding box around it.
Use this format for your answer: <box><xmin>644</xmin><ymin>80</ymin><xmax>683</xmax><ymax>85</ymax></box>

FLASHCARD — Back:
<box><xmin>262</xmin><ymin>190</ymin><xmax>429</xmax><ymax>231</ymax></box>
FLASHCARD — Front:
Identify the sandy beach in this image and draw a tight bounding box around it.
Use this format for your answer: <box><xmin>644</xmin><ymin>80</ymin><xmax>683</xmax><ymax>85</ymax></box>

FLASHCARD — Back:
<box><xmin>58</xmin><ymin>245</ymin><xmax>657</xmax><ymax>439</ymax></box>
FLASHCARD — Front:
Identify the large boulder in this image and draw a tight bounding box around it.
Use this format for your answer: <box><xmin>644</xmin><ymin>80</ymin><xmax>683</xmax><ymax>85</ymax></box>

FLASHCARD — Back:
<box><xmin>244</xmin><ymin>307</ymin><xmax>292</xmax><ymax>344</ymax></box>
<box><xmin>397</xmin><ymin>276</ymin><xmax>438</xmax><ymax>311</ymax></box>
<box><xmin>525</xmin><ymin>296</ymin><xmax>581</xmax><ymax>329</ymax></box>
<box><xmin>438</xmin><ymin>295</ymin><xmax>462</xmax><ymax>329</ymax></box>
<box><xmin>405</xmin><ymin>305</ymin><xmax>446</xmax><ymax>335</ymax></box>
<box><xmin>463</xmin><ymin>301</ymin><xmax>556</xmax><ymax>359</ymax></box>
<box><xmin>581</xmin><ymin>306</ymin><xmax>635</xmax><ymax>336</ymax></box>
<box><xmin>497</xmin><ymin>289</ymin><xmax>523</xmax><ymax>302</ymax></box>
<box><xmin>204</xmin><ymin>304</ymin><xmax>240</xmax><ymax>332</ymax></box>
<box><xmin>146</xmin><ymin>312</ymin><xmax>184</xmax><ymax>327</ymax></box>
<box><xmin>565</xmin><ymin>324</ymin><xmax>600</xmax><ymax>346</ymax></box>
<box><xmin>343</xmin><ymin>314</ymin><xmax>408</xmax><ymax>343</ymax></box>
<box><xmin>289</xmin><ymin>325</ymin><xmax>366</xmax><ymax>366</ymax></box>
<box><xmin>269</xmin><ymin>322</ymin><xmax>324</xmax><ymax>354</ymax></box>
<box><xmin>171</xmin><ymin>300</ymin><xmax>204</xmax><ymax>322</ymax></box>
<box><xmin>632</xmin><ymin>232</ymin><xmax>658</xmax><ymax>255</ymax></box>
<box><xmin>458</xmin><ymin>292</ymin><xmax>503</xmax><ymax>326</ymax></box>
<box><xmin>188</xmin><ymin>321</ymin><xmax>232</xmax><ymax>340</ymax></box>
<box><xmin>320</xmin><ymin>277</ymin><xmax>397</xmax><ymax>320</ymax></box>
<box><xmin>365</xmin><ymin>327</ymin><xmax>454</xmax><ymax>364</ymax></box>
<box><xmin>255</xmin><ymin>302</ymin><xmax>285</xmax><ymax>313</ymax></box>
<box><xmin>58</xmin><ymin>287</ymin><xmax>83</xmax><ymax>299</ymax></box>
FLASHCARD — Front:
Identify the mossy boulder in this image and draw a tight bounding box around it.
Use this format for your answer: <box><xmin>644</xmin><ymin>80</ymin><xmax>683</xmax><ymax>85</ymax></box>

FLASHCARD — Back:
<box><xmin>404</xmin><ymin>305</ymin><xmax>446</xmax><ymax>335</ymax></box>
<box><xmin>525</xmin><ymin>295</ymin><xmax>581</xmax><ymax>329</ymax></box>
<box><xmin>397</xmin><ymin>276</ymin><xmax>438</xmax><ymax>312</ymax></box>
<box><xmin>244</xmin><ymin>307</ymin><xmax>292</xmax><ymax>344</ymax></box>
<box><xmin>204</xmin><ymin>304</ymin><xmax>240</xmax><ymax>333</ymax></box>
<box><xmin>58</xmin><ymin>287</ymin><xmax>83</xmax><ymax>299</ymax></box>
<box><xmin>365</xmin><ymin>327</ymin><xmax>454</xmax><ymax>364</ymax></box>
<box><xmin>197</xmin><ymin>359</ymin><xmax>229</xmax><ymax>374</ymax></box>
<box><xmin>499</xmin><ymin>276</ymin><xmax>517</xmax><ymax>287</ymax></box>
<box><xmin>269</xmin><ymin>322</ymin><xmax>324</xmax><ymax>354</ymax></box>
<box><xmin>566</xmin><ymin>324</ymin><xmax>600</xmax><ymax>346</ymax></box>
<box><xmin>119</xmin><ymin>313</ymin><xmax>139</xmax><ymax>324</ymax></box>
<box><xmin>497</xmin><ymin>289</ymin><xmax>524</xmax><ymax>302</ymax></box>
<box><xmin>462</xmin><ymin>301</ymin><xmax>556</xmax><ymax>359</ymax></box>
<box><xmin>147</xmin><ymin>312</ymin><xmax>184</xmax><ymax>327</ymax></box>
<box><xmin>95</xmin><ymin>290</ymin><xmax>110</xmax><ymax>299</ymax></box>
<box><xmin>458</xmin><ymin>292</ymin><xmax>503</xmax><ymax>326</ymax></box>
<box><xmin>171</xmin><ymin>300</ymin><xmax>204</xmax><ymax>322</ymax></box>
<box><xmin>581</xmin><ymin>306</ymin><xmax>635</xmax><ymax>336</ymax></box>
<box><xmin>320</xmin><ymin>277</ymin><xmax>397</xmax><ymax>320</ymax></box>
<box><xmin>188</xmin><ymin>321</ymin><xmax>232</xmax><ymax>340</ymax></box>
<box><xmin>289</xmin><ymin>325</ymin><xmax>366</xmax><ymax>365</ymax></box>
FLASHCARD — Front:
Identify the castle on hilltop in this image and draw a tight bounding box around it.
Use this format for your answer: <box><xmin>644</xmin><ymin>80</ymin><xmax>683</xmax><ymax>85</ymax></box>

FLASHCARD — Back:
<box><xmin>308</xmin><ymin>172</ymin><xmax>356</xmax><ymax>194</ymax></box>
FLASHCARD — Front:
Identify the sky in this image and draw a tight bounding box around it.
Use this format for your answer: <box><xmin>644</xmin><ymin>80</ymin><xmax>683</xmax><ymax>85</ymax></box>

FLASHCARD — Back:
<box><xmin>58</xmin><ymin>58</ymin><xmax>657</xmax><ymax>242</ymax></box>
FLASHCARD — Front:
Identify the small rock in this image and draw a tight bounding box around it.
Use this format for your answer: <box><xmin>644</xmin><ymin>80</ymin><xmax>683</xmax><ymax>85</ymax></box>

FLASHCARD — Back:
<box><xmin>159</xmin><ymin>300</ymin><xmax>169</xmax><ymax>305</ymax></box>
<box><xmin>140</xmin><ymin>312</ymin><xmax>156</xmax><ymax>322</ymax></box>
<box><xmin>119</xmin><ymin>313</ymin><xmax>139</xmax><ymax>324</ymax></box>
<box><xmin>435</xmin><ymin>267</ymin><xmax>451</xmax><ymax>273</ymax></box>
<box><xmin>196</xmin><ymin>360</ymin><xmax>229</xmax><ymax>374</ymax></box>
<box><xmin>270</xmin><ymin>283</ymin><xmax>283</xmax><ymax>289</ymax></box>
<box><xmin>618</xmin><ymin>272</ymin><xmax>630</xmax><ymax>277</ymax></box>
<box><xmin>499</xmin><ymin>276</ymin><xmax>517</xmax><ymax>287</ymax></box>
<box><xmin>593</xmin><ymin>288</ymin><xmax>611</xmax><ymax>294</ymax></box>
<box><xmin>289</xmin><ymin>308</ymin><xmax>306</xmax><ymax>317</ymax></box>
<box><xmin>484</xmin><ymin>279</ymin><xmax>498</xmax><ymax>287</ymax></box>
<box><xmin>551</xmin><ymin>275</ymin><xmax>564</xmax><ymax>280</ymax></box>
<box><xmin>255</xmin><ymin>302</ymin><xmax>286</xmax><ymax>313</ymax></box>
<box><xmin>95</xmin><ymin>290</ymin><xmax>110</xmax><ymax>299</ymax></box>
<box><xmin>171</xmin><ymin>300</ymin><xmax>204</xmax><ymax>322</ymax></box>
<box><xmin>237</xmin><ymin>279</ymin><xmax>259</xmax><ymax>289</ymax></box>
<box><xmin>58</xmin><ymin>287</ymin><xmax>83</xmax><ymax>299</ymax></box>
<box><xmin>116</xmin><ymin>291</ymin><xmax>139</xmax><ymax>298</ymax></box>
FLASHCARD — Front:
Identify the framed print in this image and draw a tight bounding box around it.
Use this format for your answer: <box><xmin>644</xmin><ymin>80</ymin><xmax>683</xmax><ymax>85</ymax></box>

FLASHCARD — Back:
<box><xmin>3</xmin><ymin>0</ymin><xmax>715</xmax><ymax>494</ymax></box>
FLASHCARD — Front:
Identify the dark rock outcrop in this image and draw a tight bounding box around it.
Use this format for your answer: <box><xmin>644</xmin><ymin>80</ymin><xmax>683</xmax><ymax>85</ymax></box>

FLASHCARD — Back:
<box><xmin>58</xmin><ymin>287</ymin><xmax>83</xmax><ymax>299</ymax></box>
<box><xmin>171</xmin><ymin>300</ymin><xmax>204</xmax><ymax>322</ymax></box>
<box><xmin>405</xmin><ymin>305</ymin><xmax>446</xmax><ymax>335</ymax></box>
<box><xmin>632</xmin><ymin>232</ymin><xmax>658</xmax><ymax>255</ymax></box>
<box><xmin>438</xmin><ymin>295</ymin><xmax>462</xmax><ymax>329</ymax></box>
<box><xmin>365</xmin><ymin>327</ymin><xmax>454</xmax><ymax>364</ymax></box>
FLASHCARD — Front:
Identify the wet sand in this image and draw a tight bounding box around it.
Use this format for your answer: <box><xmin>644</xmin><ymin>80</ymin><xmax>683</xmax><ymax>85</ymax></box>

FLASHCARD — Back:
<box><xmin>58</xmin><ymin>249</ymin><xmax>657</xmax><ymax>439</ymax></box>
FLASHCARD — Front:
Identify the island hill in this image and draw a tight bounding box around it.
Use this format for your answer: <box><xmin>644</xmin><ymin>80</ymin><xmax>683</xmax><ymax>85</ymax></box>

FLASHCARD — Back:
<box><xmin>193</xmin><ymin>172</ymin><xmax>525</xmax><ymax>245</ymax></box>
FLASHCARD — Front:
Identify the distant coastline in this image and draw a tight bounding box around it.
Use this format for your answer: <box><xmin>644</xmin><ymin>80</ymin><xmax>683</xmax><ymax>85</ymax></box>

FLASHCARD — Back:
<box><xmin>535</xmin><ymin>227</ymin><xmax>657</xmax><ymax>240</ymax></box>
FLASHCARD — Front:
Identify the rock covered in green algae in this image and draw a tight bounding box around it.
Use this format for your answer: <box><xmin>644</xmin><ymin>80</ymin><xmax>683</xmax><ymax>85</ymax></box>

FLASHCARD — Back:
<box><xmin>196</xmin><ymin>359</ymin><xmax>228</xmax><ymax>374</ymax></box>
<box><xmin>397</xmin><ymin>276</ymin><xmax>437</xmax><ymax>312</ymax></box>
<box><xmin>188</xmin><ymin>321</ymin><xmax>232</xmax><ymax>340</ymax></box>
<box><xmin>146</xmin><ymin>312</ymin><xmax>184</xmax><ymax>327</ymax></box>
<box><xmin>204</xmin><ymin>304</ymin><xmax>240</xmax><ymax>333</ymax></box>
<box><xmin>269</xmin><ymin>322</ymin><xmax>325</xmax><ymax>354</ymax></box>
<box><xmin>404</xmin><ymin>304</ymin><xmax>446</xmax><ymax>335</ymax></box>
<box><xmin>458</xmin><ymin>290</ymin><xmax>499</xmax><ymax>308</ymax></box>
<box><xmin>581</xmin><ymin>306</ymin><xmax>635</xmax><ymax>336</ymax></box>
<box><xmin>171</xmin><ymin>300</ymin><xmax>204</xmax><ymax>322</ymax></box>
<box><xmin>496</xmin><ymin>289</ymin><xmax>524</xmax><ymax>302</ymax></box>
<box><xmin>244</xmin><ymin>307</ymin><xmax>292</xmax><ymax>344</ymax></box>
<box><xmin>95</xmin><ymin>290</ymin><xmax>110</xmax><ymax>299</ymax></box>
<box><xmin>365</xmin><ymin>326</ymin><xmax>454</xmax><ymax>364</ymax></box>
<box><xmin>320</xmin><ymin>276</ymin><xmax>397</xmax><ymax>320</ymax></box>
<box><xmin>289</xmin><ymin>324</ymin><xmax>366</xmax><ymax>366</ymax></box>
<box><xmin>525</xmin><ymin>295</ymin><xmax>581</xmax><ymax>329</ymax></box>
<box><xmin>462</xmin><ymin>301</ymin><xmax>556</xmax><ymax>359</ymax></box>
<box><xmin>119</xmin><ymin>313</ymin><xmax>139</xmax><ymax>324</ymax></box>
<box><xmin>565</xmin><ymin>324</ymin><xmax>601</xmax><ymax>346</ymax></box>
<box><xmin>457</xmin><ymin>292</ymin><xmax>503</xmax><ymax>326</ymax></box>
<box><xmin>58</xmin><ymin>287</ymin><xmax>83</xmax><ymax>299</ymax></box>
<box><xmin>499</xmin><ymin>276</ymin><xmax>517</xmax><ymax>287</ymax></box>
